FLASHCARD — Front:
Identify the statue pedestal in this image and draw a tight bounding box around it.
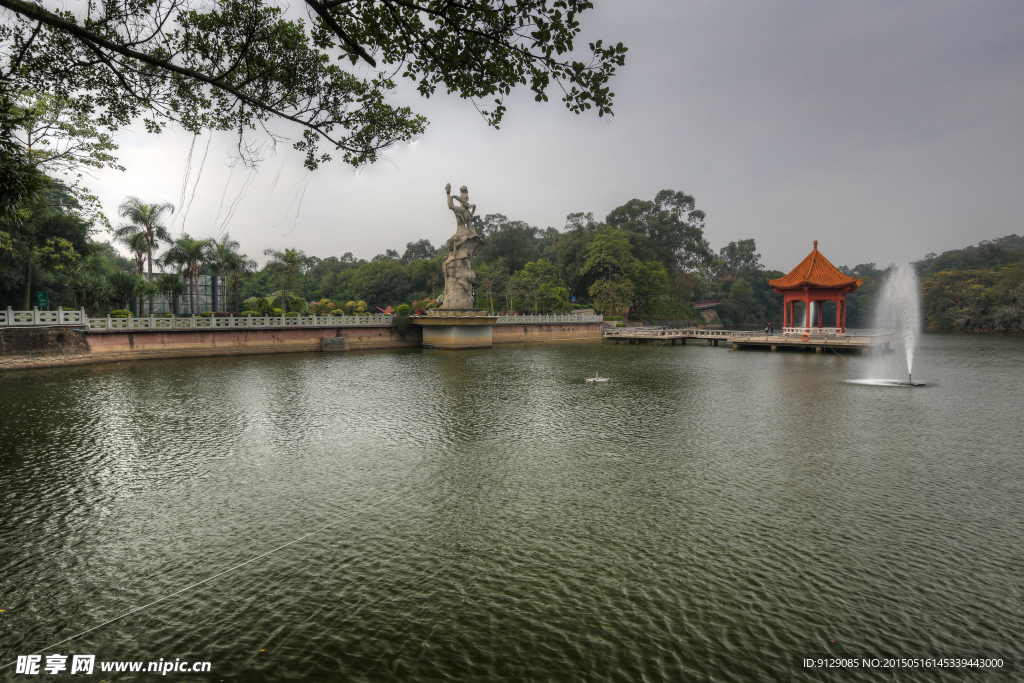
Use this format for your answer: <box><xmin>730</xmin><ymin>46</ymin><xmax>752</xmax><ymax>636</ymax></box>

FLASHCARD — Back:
<box><xmin>412</xmin><ymin>310</ymin><xmax>498</xmax><ymax>349</ymax></box>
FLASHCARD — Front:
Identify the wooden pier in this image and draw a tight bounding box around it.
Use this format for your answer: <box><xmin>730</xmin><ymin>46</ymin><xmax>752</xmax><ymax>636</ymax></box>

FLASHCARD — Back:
<box><xmin>603</xmin><ymin>327</ymin><xmax>894</xmax><ymax>354</ymax></box>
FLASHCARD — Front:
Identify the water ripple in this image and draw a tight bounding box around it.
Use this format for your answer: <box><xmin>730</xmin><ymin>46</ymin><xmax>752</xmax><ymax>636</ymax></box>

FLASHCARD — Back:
<box><xmin>1</xmin><ymin>335</ymin><xmax>1021</xmax><ymax>681</ymax></box>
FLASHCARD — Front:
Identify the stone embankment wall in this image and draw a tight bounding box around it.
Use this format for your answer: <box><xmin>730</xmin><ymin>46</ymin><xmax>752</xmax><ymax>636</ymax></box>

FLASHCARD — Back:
<box><xmin>1</xmin><ymin>321</ymin><xmax>604</xmax><ymax>371</ymax></box>
<box><xmin>492</xmin><ymin>322</ymin><xmax>603</xmax><ymax>344</ymax></box>
<box><xmin>1</xmin><ymin>326</ymin><xmax>421</xmax><ymax>371</ymax></box>
<box><xmin>0</xmin><ymin>328</ymin><xmax>93</xmax><ymax>370</ymax></box>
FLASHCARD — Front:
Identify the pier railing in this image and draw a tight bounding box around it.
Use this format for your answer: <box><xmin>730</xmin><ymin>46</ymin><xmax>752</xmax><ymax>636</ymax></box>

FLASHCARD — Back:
<box><xmin>603</xmin><ymin>328</ymin><xmax>731</xmax><ymax>338</ymax></box>
<box><xmin>1</xmin><ymin>307</ymin><xmax>394</xmax><ymax>330</ymax></box>
<box><xmin>782</xmin><ymin>326</ymin><xmax>846</xmax><ymax>335</ymax></box>
<box><xmin>778</xmin><ymin>329</ymin><xmax>896</xmax><ymax>342</ymax></box>
<box><xmin>3</xmin><ymin>308</ymin><xmax>604</xmax><ymax>329</ymax></box>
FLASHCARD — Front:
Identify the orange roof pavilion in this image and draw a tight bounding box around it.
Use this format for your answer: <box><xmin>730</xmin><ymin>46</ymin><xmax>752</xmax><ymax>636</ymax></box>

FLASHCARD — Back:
<box><xmin>769</xmin><ymin>241</ymin><xmax>862</xmax><ymax>334</ymax></box>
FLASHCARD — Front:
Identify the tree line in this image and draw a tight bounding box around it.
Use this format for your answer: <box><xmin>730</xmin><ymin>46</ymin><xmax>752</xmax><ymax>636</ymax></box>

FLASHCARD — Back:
<box><xmin>5</xmin><ymin>91</ymin><xmax>1019</xmax><ymax>329</ymax></box>
<box><xmin>916</xmin><ymin>235</ymin><xmax>1024</xmax><ymax>332</ymax></box>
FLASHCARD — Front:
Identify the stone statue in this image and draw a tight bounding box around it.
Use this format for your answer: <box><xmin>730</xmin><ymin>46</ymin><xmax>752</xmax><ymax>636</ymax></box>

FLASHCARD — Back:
<box><xmin>441</xmin><ymin>183</ymin><xmax>484</xmax><ymax>309</ymax></box>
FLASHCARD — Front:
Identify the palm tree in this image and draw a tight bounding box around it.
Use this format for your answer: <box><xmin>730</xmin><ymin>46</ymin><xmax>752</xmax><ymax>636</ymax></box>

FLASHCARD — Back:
<box><xmin>206</xmin><ymin>233</ymin><xmax>244</xmax><ymax>313</ymax></box>
<box><xmin>114</xmin><ymin>231</ymin><xmax>148</xmax><ymax>313</ymax></box>
<box><xmin>115</xmin><ymin>231</ymin><xmax>149</xmax><ymax>276</ymax></box>
<box><xmin>115</xmin><ymin>197</ymin><xmax>174</xmax><ymax>277</ymax></box>
<box><xmin>162</xmin><ymin>234</ymin><xmax>210</xmax><ymax>315</ymax></box>
<box><xmin>114</xmin><ymin>197</ymin><xmax>174</xmax><ymax>313</ymax></box>
<box><xmin>228</xmin><ymin>252</ymin><xmax>257</xmax><ymax>313</ymax></box>
<box><xmin>155</xmin><ymin>273</ymin><xmax>186</xmax><ymax>313</ymax></box>
<box><xmin>136</xmin><ymin>279</ymin><xmax>160</xmax><ymax>315</ymax></box>
<box><xmin>263</xmin><ymin>248</ymin><xmax>312</xmax><ymax>313</ymax></box>
<box><xmin>68</xmin><ymin>271</ymin><xmax>109</xmax><ymax>315</ymax></box>
<box><xmin>108</xmin><ymin>271</ymin><xmax>142</xmax><ymax>311</ymax></box>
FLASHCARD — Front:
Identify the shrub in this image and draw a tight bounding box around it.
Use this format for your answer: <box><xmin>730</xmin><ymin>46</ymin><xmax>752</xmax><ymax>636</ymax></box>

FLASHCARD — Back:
<box><xmin>394</xmin><ymin>314</ymin><xmax>412</xmax><ymax>337</ymax></box>
<box><xmin>329</xmin><ymin>309</ymin><xmax>347</xmax><ymax>316</ymax></box>
<box><xmin>243</xmin><ymin>296</ymin><xmax>264</xmax><ymax>311</ymax></box>
<box><xmin>287</xmin><ymin>297</ymin><xmax>310</xmax><ymax>315</ymax></box>
<box><xmin>311</xmin><ymin>298</ymin><xmax>335</xmax><ymax>315</ymax></box>
<box><xmin>606</xmin><ymin>315</ymin><xmax>622</xmax><ymax>321</ymax></box>
<box><xmin>616</xmin><ymin>322</ymin><xmax>627</xmax><ymax>327</ymax></box>
<box><xmin>161</xmin><ymin>313</ymin><xmax>174</xmax><ymax>317</ymax></box>
<box><xmin>395</xmin><ymin>304</ymin><xmax>411</xmax><ymax>316</ymax></box>
<box><xmin>109</xmin><ymin>309</ymin><xmax>132</xmax><ymax>318</ymax></box>
<box><xmin>272</xmin><ymin>308</ymin><xmax>282</xmax><ymax>316</ymax></box>
<box><xmin>240</xmin><ymin>311</ymin><xmax>260</xmax><ymax>317</ymax></box>
<box><xmin>284</xmin><ymin>311</ymin><xmax>299</xmax><ymax>317</ymax></box>
<box><xmin>199</xmin><ymin>311</ymin><xmax>214</xmax><ymax>317</ymax></box>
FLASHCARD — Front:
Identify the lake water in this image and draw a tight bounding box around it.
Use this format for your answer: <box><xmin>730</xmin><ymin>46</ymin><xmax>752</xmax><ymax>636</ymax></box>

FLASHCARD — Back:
<box><xmin>1</xmin><ymin>333</ymin><xmax>1021</xmax><ymax>681</ymax></box>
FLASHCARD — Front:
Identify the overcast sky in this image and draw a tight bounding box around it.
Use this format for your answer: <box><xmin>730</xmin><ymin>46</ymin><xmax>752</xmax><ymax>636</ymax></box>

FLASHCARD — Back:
<box><xmin>86</xmin><ymin>0</ymin><xmax>1024</xmax><ymax>272</ymax></box>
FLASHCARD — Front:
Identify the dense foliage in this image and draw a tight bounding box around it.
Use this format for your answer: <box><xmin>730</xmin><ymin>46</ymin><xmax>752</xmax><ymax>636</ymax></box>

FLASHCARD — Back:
<box><xmin>225</xmin><ymin>189</ymin><xmax>801</xmax><ymax>324</ymax></box>
<box><xmin>917</xmin><ymin>236</ymin><xmax>1024</xmax><ymax>332</ymax></box>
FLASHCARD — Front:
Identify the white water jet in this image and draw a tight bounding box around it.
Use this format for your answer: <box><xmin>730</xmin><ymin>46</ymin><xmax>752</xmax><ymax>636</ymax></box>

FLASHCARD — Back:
<box><xmin>870</xmin><ymin>262</ymin><xmax>921</xmax><ymax>382</ymax></box>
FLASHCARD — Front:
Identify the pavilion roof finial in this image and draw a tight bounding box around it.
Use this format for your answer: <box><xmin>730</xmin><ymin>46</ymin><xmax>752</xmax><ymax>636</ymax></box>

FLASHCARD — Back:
<box><xmin>813</xmin><ymin>240</ymin><xmax>818</xmax><ymax>250</ymax></box>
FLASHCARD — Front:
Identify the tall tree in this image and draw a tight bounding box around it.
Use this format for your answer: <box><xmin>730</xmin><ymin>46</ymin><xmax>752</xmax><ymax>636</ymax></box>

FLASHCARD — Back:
<box><xmin>605</xmin><ymin>190</ymin><xmax>711</xmax><ymax>272</ymax></box>
<box><xmin>10</xmin><ymin>92</ymin><xmax>122</xmax><ymax>226</ymax></box>
<box><xmin>1</xmin><ymin>0</ymin><xmax>626</xmax><ymax>170</ymax></box>
<box><xmin>472</xmin><ymin>214</ymin><xmax>543</xmax><ymax>273</ymax></box>
<box><xmin>3</xmin><ymin>183</ymin><xmax>90</xmax><ymax>308</ymax></box>
<box><xmin>162</xmin><ymin>234</ymin><xmax>210</xmax><ymax>314</ymax></box>
<box><xmin>474</xmin><ymin>262</ymin><xmax>509</xmax><ymax>315</ymax></box>
<box><xmin>155</xmin><ymin>273</ymin><xmax>186</xmax><ymax>314</ymax></box>
<box><xmin>114</xmin><ymin>229</ymin><xmax>148</xmax><ymax>312</ymax></box>
<box><xmin>115</xmin><ymin>230</ymin><xmax>148</xmax><ymax>276</ymax></box>
<box><xmin>0</xmin><ymin>87</ymin><xmax>48</xmax><ymax>220</ymax></box>
<box><xmin>206</xmin><ymin>233</ymin><xmax>244</xmax><ymax>313</ymax></box>
<box><xmin>263</xmin><ymin>248</ymin><xmax>313</xmax><ymax>313</ymax></box>
<box><xmin>629</xmin><ymin>261</ymin><xmax>669</xmax><ymax>320</ymax></box>
<box><xmin>228</xmin><ymin>252</ymin><xmax>257</xmax><ymax>313</ymax></box>
<box><xmin>521</xmin><ymin>259</ymin><xmax>569</xmax><ymax>312</ymax></box>
<box><xmin>718</xmin><ymin>239</ymin><xmax>761</xmax><ymax>278</ymax></box>
<box><xmin>401</xmin><ymin>239</ymin><xmax>437</xmax><ymax>263</ymax></box>
<box><xmin>579</xmin><ymin>227</ymin><xmax>638</xmax><ymax>282</ymax></box>
<box><xmin>555</xmin><ymin>211</ymin><xmax>601</xmax><ymax>299</ymax></box>
<box><xmin>114</xmin><ymin>197</ymin><xmax>174</xmax><ymax>306</ymax></box>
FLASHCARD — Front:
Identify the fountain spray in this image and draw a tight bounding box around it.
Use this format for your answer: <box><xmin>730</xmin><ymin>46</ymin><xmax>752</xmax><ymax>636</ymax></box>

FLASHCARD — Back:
<box><xmin>870</xmin><ymin>262</ymin><xmax>924</xmax><ymax>386</ymax></box>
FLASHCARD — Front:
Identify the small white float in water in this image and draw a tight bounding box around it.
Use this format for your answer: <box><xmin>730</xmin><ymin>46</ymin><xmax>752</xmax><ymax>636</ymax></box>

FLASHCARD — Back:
<box><xmin>585</xmin><ymin>373</ymin><xmax>610</xmax><ymax>383</ymax></box>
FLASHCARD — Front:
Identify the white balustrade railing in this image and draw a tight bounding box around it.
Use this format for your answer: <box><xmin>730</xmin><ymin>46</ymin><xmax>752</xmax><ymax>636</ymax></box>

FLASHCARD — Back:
<box><xmin>4</xmin><ymin>307</ymin><xmax>395</xmax><ymax>330</ymax></box>
<box><xmin>1</xmin><ymin>308</ymin><xmax>86</xmax><ymax>326</ymax></box>
<box><xmin>496</xmin><ymin>314</ymin><xmax>603</xmax><ymax>324</ymax></box>
<box><xmin>3</xmin><ymin>308</ymin><xmax>606</xmax><ymax>329</ymax></box>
